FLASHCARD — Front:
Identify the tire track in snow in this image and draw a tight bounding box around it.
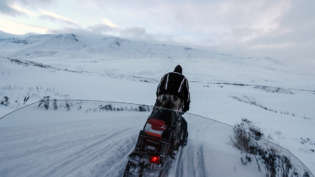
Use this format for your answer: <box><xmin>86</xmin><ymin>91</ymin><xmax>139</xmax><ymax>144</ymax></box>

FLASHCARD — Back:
<box><xmin>99</xmin><ymin>138</ymin><xmax>138</xmax><ymax>177</ymax></box>
<box><xmin>1</xmin><ymin>117</ymin><xmax>139</xmax><ymax>167</ymax></box>
<box><xmin>69</xmin><ymin>128</ymin><xmax>139</xmax><ymax>177</ymax></box>
<box><xmin>173</xmin><ymin>146</ymin><xmax>184</xmax><ymax>177</ymax></box>
<box><xmin>171</xmin><ymin>117</ymin><xmax>216</xmax><ymax>177</ymax></box>
<box><xmin>191</xmin><ymin>118</ymin><xmax>207</xmax><ymax>177</ymax></box>
<box><xmin>65</xmin><ymin>129</ymin><xmax>137</xmax><ymax>176</ymax></box>
<box><xmin>0</xmin><ymin>117</ymin><xmax>131</xmax><ymax>157</ymax></box>
<box><xmin>43</xmin><ymin>126</ymin><xmax>139</xmax><ymax>176</ymax></box>
<box><xmin>0</xmin><ymin>112</ymin><xmax>149</xmax><ymax>177</ymax></box>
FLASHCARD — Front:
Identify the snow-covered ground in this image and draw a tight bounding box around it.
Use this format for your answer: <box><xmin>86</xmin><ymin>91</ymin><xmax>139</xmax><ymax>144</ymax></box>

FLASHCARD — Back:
<box><xmin>0</xmin><ymin>101</ymin><xmax>265</xmax><ymax>177</ymax></box>
<box><xmin>1</xmin><ymin>101</ymin><xmax>305</xmax><ymax>177</ymax></box>
<box><xmin>0</xmin><ymin>32</ymin><xmax>315</xmax><ymax>176</ymax></box>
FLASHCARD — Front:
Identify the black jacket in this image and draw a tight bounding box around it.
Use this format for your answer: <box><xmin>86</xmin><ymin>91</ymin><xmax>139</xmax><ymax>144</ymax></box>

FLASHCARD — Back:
<box><xmin>156</xmin><ymin>72</ymin><xmax>190</xmax><ymax>111</ymax></box>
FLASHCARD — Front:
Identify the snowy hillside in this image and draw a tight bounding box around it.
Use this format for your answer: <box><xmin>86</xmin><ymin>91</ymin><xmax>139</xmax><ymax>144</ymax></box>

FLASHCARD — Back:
<box><xmin>1</xmin><ymin>31</ymin><xmax>315</xmax><ymax>176</ymax></box>
<box><xmin>1</xmin><ymin>32</ymin><xmax>314</xmax><ymax>89</ymax></box>
<box><xmin>0</xmin><ymin>32</ymin><xmax>216</xmax><ymax>59</ymax></box>
<box><xmin>0</xmin><ymin>32</ymin><xmax>290</xmax><ymax>66</ymax></box>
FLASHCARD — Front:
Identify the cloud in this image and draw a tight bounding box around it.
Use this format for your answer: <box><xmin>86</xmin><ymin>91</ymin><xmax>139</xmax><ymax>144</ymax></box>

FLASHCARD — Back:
<box><xmin>0</xmin><ymin>17</ymin><xmax>49</xmax><ymax>34</ymax></box>
<box><xmin>9</xmin><ymin>4</ymin><xmax>38</xmax><ymax>16</ymax></box>
<box><xmin>120</xmin><ymin>27</ymin><xmax>146</xmax><ymax>38</ymax></box>
<box><xmin>280</xmin><ymin>0</ymin><xmax>315</xmax><ymax>28</ymax></box>
<box><xmin>41</xmin><ymin>10</ymin><xmax>77</xmax><ymax>24</ymax></box>
<box><xmin>168</xmin><ymin>0</ymin><xmax>315</xmax><ymax>65</ymax></box>
<box><xmin>1</xmin><ymin>0</ymin><xmax>315</xmax><ymax>65</ymax></box>
<box><xmin>249</xmin><ymin>43</ymin><xmax>293</xmax><ymax>49</ymax></box>
<box><xmin>85</xmin><ymin>23</ymin><xmax>145</xmax><ymax>38</ymax></box>
<box><xmin>39</xmin><ymin>14</ymin><xmax>80</xmax><ymax>28</ymax></box>
<box><xmin>81</xmin><ymin>0</ymin><xmax>302</xmax><ymax>51</ymax></box>
<box><xmin>86</xmin><ymin>23</ymin><xmax>117</xmax><ymax>34</ymax></box>
<box><xmin>50</xmin><ymin>22</ymin><xmax>179</xmax><ymax>46</ymax></box>
<box><xmin>102</xmin><ymin>18</ymin><xmax>119</xmax><ymax>28</ymax></box>
<box><xmin>0</xmin><ymin>0</ymin><xmax>53</xmax><ymax>16</ymax></box>
<box><xmin>0</xmin><ymin>1</ymin><xmax>20</xmax><ymax>16</ymax></box>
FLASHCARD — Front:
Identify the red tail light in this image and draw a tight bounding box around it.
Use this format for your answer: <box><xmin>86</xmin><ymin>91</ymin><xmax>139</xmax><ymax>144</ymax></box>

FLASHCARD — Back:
<box><xmin>149</xmin><ymin>155</ymin><xmax>160</xmax><ymax>164</ymax></box>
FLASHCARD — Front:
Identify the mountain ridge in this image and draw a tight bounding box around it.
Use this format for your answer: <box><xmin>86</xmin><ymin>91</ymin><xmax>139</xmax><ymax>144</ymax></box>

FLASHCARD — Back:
<box><xmin>0</xmin><ymin>31</ymin><xmax>284</xmax><ymax>66</ymax></box>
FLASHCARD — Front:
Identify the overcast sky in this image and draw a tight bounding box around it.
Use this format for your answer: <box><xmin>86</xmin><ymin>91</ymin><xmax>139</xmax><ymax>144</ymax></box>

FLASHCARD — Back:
<box><xmin>0</xmin><ymin>0</ymin><xmax>315</xmax><ymax>65</ymax></box>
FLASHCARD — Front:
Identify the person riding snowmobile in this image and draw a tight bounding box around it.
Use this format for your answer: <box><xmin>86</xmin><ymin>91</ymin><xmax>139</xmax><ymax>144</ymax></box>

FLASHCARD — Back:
<box><xmin>154</xmin><ymin>65</ymin><xmax>190</xmax><ymax>147</ymax></box>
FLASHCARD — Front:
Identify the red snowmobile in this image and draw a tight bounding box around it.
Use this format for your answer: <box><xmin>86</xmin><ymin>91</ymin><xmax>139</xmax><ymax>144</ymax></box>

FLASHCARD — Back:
<box><xmin>123</xmin><ymin>107</ymin><xmax>185</xmax><ymax>177</ymax></box>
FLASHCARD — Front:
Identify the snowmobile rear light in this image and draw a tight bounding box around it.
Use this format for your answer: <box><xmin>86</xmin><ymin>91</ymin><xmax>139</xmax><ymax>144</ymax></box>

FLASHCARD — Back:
<box><xmin>149</xmin><ymin>155</ymin><xmax>160</xmax><ymax>164</ymax></box>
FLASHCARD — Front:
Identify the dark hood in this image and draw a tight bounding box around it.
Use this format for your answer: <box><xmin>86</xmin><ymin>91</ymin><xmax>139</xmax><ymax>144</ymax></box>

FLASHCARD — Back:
<box><xmin>174</xmin><ymin>65</ymin><xmax>182</xmax><ymax>74</ymax></box>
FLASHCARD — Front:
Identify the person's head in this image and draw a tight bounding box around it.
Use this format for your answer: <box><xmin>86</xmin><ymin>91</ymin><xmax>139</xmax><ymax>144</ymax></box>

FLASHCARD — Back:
<box><xmin>174</xmin><ymin>65</ymin><xmax>182</xmax><ymax>74</ymax></box>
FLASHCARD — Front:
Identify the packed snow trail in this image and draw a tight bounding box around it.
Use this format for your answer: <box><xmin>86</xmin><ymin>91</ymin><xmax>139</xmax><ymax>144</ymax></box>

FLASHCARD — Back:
<box><xmin>0</xmin><ymin>114</ymin><xmax>144</xmax><ymax>177</ymax></box>
<box><xmin>0</xmin><ymin>101</ymin><xmax>312</xmax><ymax>177</ymax></box>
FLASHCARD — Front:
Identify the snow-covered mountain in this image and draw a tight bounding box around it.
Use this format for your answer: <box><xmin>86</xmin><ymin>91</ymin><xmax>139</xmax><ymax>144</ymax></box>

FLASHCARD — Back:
<box><xmin>2</xmin><ymin>32</ymin><xmax>314</xmax><ymax>89</ymax></box>
<box><xmin>0</xmin><ymin>32</ymin><xmax>283</xmax><ymax>63</ymax></box>
<box><xmin>0</xmin><ymin>31</ymin><xmax>315</xmax><ymax>176</ymax></box>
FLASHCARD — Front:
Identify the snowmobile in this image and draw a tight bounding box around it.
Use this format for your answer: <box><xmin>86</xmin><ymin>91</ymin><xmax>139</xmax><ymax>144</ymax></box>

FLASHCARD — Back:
<box><xmin>123</xmin><ymin>107</ymin><xmax>185</xmax><ymax>177</ymax></box>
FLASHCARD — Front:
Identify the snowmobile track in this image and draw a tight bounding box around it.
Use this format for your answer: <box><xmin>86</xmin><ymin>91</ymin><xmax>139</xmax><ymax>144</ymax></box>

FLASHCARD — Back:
<box><xmin>44</xmin><ymin>127</ymin><xmax>138</xmax><ymax>176</ymax></box>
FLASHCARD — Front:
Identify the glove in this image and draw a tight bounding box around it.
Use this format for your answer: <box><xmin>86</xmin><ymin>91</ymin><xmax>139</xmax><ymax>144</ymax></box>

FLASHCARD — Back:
<box><xmin>183</xmin><ymin>101</ymin><xmax>190</xmax><ymax>112</ymax></box>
